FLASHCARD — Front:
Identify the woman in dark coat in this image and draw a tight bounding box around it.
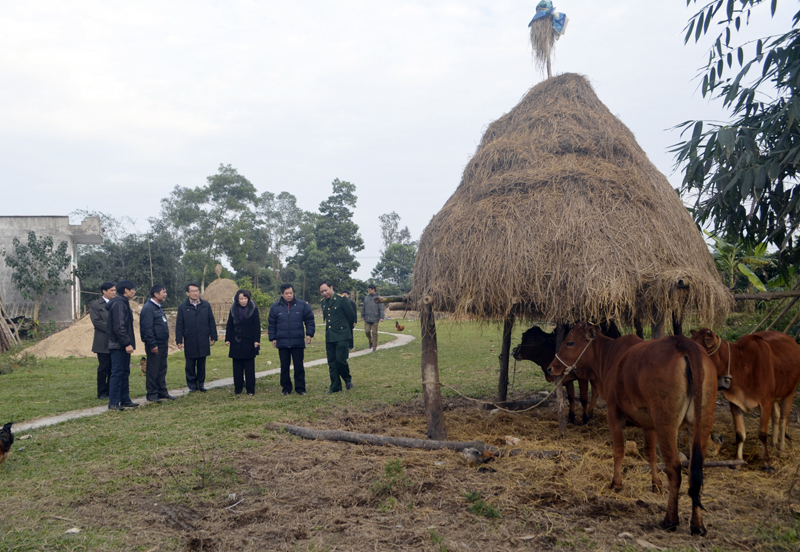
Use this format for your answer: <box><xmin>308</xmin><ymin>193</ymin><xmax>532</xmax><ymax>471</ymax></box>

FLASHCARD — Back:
<box><xmin>224</xmin><ymin>289</ymin><xmax>261</xmax><ymax>395</ymax></box>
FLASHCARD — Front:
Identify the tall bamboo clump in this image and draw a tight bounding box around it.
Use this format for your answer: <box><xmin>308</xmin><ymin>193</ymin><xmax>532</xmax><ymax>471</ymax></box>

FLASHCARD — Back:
<box><xmin>412</xmin><ymin>73</ymin><xmax>732</xmax><ymax>327</ymax></box>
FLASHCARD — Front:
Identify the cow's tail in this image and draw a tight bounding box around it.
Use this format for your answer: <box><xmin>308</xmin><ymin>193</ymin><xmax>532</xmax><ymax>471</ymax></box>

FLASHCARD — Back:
<box><xmin>682</xmin><ymin>339</ymin><xmax>707</xmax><ymax>512</ymax></box>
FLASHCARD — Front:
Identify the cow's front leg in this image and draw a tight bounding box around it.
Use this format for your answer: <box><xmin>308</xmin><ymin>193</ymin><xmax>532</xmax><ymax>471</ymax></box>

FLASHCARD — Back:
<box><xmin>730</xmin><ymin>403</ymin><xmax>746</xmax><ymax>464</ymax></box>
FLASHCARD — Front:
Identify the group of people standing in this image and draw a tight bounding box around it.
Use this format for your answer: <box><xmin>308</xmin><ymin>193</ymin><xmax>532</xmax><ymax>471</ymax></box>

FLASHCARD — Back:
<box><xmin>90</xmin><ymin>281</ymin><xmax>220</xmax><ymax>410</ymax></box>
<box><xmin>88</xmin><ymin>279</ymin><xmax>384</xmax><ymax>408</ymax></box>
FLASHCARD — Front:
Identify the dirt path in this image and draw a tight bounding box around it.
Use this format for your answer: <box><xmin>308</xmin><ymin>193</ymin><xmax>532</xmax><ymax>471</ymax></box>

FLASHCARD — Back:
<box><xmin>14</xmin><ymin>331</ymin><xmax>415</xmax><ymax>433</ymax></box>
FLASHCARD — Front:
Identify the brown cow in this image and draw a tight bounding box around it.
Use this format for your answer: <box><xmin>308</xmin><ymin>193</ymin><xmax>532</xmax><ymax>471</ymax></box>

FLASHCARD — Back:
<box><xmin>511</xmin><ymin>325</ymin><xmax>596</xmax><ymax>424</ymax></box>
<box><xmin>690</xmin><ymin>329</ymin><xmax>800</xmax><ymax>472</ymax></box>
<box><xmin>548</xmin><ymin>323</ymin><xmax>716</xmax><ymax>535</ymax></box>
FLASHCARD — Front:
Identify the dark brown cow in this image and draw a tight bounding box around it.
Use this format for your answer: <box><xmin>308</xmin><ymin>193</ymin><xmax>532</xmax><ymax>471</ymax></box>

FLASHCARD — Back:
<box><xmin>690</xmin><ymin>329</ymin><xmax>800</xmax><ymax>472</ymax></box>
<box><xmin>548</xmin><ymin>323</ymin><xmax>716</xmax><ymax>535</ymax></box>
<box><xmin>511</xmin><ymin>325</ymin><xmax>595</xmax><ymax>424</ymax></box>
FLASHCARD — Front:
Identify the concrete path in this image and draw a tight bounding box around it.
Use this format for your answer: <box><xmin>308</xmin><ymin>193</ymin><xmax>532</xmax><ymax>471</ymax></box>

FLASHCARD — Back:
<box><xmin>14</xmin><ymin>331</ymin><xmax>416</xmax><ymax>433</ymax></box>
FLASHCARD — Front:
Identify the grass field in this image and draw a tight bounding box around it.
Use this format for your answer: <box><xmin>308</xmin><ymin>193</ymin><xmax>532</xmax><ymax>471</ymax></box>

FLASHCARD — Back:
<box><xmin>1</xmin><ymin>317</ymin><xmax>800</xmax><ymax>551</ymax></box>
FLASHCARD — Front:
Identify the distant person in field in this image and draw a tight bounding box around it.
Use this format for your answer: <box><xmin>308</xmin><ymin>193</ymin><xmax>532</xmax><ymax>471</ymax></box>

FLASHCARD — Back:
<box><xmin>89</xmin><ymin>281</ymin><xmax>116</xmax><ymax>400</ymax></box>
<box><xmin>341</xmin><ymin>290</ymin><xmax>358</xmax><ymax>350</ymax></box>
<box><xmin>268</xmin><ymin>283</ymin><xmax>315</xmax><ymax>396</ymax></box>
<box><xmin>319</xmin><ymin>281</ymin><xmax>356</xmax><ymax>394</ymax></box>
<box><xmin>224</xmin><ymin>289</ymin><xmax>261</xmax><ymax>396</ymax></box>
<box><xmin>175</xmin><ymin>283</ymin><xmax>217</xmax><ymax>393</ymax></box>
<box><xmin>140</xmin><ymin>284</ymin><xmax>175</xmax><ymax>402</ymax></box>
<box><xmin>362</xmin><ymin>284</ymin><xmax>385</xmax><ymax>352</ymax></box>
<box><xmin>106</xmin><ymin>280</ymin><xmax>138</xmax><ymax>411</ymax></box>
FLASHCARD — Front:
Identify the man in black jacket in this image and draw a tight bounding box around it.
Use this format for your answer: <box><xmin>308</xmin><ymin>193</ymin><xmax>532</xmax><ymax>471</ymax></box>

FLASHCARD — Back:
<box><xmin>89</xmin><ymin>281</ymin><xmax>116</xmax><ymax>399</ymax></box>
<box><xmin>140</xmin><ymin>284</ymin><xmax>175</xmax><ymax>402</ymax></box>
<box><xmin>175</xmin><ymin>283</ymin><xmax>218</xmax><ymax>392</ymax></box>
<box><xmin>106</xmin><ymin>280</ymin><xmax>138</xmax><ymax>411</ymax></box>
<box><xmin>268</xmin><ymin>284</ymin><xmax>315</xmax><ymax>396</ymax></box>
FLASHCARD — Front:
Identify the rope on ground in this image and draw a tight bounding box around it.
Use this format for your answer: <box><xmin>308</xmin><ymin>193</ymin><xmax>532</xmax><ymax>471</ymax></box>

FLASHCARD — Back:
<box><xmin>422</xmin><ymin>380</ymin><xmax>559</xmax><ymax>414</ymax></box>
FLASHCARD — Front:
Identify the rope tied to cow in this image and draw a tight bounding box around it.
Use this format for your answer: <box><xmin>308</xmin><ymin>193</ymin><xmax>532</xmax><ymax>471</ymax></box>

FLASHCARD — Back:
<box><xmin>708</xmin><ymin>336</ymin><xmax>732</xmax><ymax>379</ymax></box>
<box><xmin>707</xmin><ymin>336</ymin><xmax>723</xmax><ymax>356</ymax></box>
<box><xmin>552</xmin><ymin>338</ymin><xmax>594</xmax><ymax>377</ymax></box>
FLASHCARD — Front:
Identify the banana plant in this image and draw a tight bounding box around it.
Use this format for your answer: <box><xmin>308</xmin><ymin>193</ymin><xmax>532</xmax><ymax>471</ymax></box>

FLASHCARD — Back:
<box><xmin>705</xmin><ymin>231</ymin><xmax>772</xmax><ymax>291</ymax></box>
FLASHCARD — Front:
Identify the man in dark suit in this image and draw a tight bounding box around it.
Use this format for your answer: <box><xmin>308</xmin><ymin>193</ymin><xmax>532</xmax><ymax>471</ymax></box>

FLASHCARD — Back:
<box><xmin>140</xmin><ymin>284</ymin><xmax>174</xmax><ymax>402</ymax></box>
<box><xmin>175</xmin><ymin>282</ymin><xmax>217</xmax><ymax>392</ymax></box>
<box><xmin>106</xmin><ymin>280</ymin><xmax>137</xmax><ymax>411</ymax></box>
<box><xmin>89</xmin><ymin>281</ymin><xmax>116</xmax><ymax>399</ymax></box>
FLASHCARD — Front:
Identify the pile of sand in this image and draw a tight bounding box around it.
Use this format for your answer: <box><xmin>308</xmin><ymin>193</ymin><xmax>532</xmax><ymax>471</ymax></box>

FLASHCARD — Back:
<box><xmin>27</xmin><ymin>303</ymin><xmax>178</xmax><ymax>359</ymax></box>
<box><xmin>202</xmin><ymin>278</ymin><xmax>238</xmax><ymax>305</ymax></box>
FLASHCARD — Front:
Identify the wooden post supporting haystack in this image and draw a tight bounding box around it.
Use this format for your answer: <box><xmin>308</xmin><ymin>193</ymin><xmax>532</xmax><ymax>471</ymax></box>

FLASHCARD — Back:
<box><xmin>497</xmin><ymin>315</ymin><xmax>514</xmax><ymax>402</ymax></box>
<box><xmin>420</xmin><ymin>297</ymin><xmax>447</xmax><ymax>440</ymax></box>
<box><xmin>555</xmin><ymin>323</ymin><xmax>567</xmax><ymax>434</ymax></box>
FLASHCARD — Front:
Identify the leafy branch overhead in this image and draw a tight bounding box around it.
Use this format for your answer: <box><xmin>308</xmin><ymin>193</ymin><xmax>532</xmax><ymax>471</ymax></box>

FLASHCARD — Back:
<box><xmin>673</xmin><ymin>0</ymin><xmax>800</xmax><ymax>258</ymax></box>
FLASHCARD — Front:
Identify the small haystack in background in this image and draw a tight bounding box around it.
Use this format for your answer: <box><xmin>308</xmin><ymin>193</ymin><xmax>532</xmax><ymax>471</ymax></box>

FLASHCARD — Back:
<box><xmin>202</xmin><ymin>278</ymin><xmax>239</xmax><ymax>326</ymax></box>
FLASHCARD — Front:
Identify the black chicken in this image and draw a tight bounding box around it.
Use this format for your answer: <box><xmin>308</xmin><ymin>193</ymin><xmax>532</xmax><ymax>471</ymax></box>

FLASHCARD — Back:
<box><xmin>0</xmin><ymin>422</ymin><xmax>13</xmax><ymax>469</ymax></box>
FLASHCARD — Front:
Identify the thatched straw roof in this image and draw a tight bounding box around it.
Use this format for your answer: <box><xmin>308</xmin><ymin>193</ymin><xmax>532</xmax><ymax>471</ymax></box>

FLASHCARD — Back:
<box><xmin>412</xmin><ymin>73</ymin><xmax>732</xmax><ymax>326</ymax></box>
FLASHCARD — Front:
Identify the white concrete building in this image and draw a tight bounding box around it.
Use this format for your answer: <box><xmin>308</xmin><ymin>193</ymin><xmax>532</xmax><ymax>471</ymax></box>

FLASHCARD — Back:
<box><xmin>0</xmin><ymin>216</ymin><xmax>102</xmax><ymax>324</ymax></box>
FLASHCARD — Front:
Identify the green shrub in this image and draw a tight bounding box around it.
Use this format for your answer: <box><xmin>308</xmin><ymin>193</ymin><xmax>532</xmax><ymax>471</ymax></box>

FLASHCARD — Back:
<box><xmin>0</xmin><ymin>350</ymin><xmax>37</xmax><ymax>376</ymax></box>
<box><xmin>463</xmin><ymin>490</ymin><xmax>501</xmax><ymax>519</ymax></box>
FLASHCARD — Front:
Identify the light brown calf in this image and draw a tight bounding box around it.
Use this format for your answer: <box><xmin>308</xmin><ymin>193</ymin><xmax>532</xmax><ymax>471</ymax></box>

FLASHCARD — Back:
<box><xmin>548</xmin><ymin>323</ymin><xmax>716</xmax><ymax>535</ymax></box>
<box><xmin>691</xmin><ymin>329</ymin><xmax>800</xmax><ymax>472</ymax></box>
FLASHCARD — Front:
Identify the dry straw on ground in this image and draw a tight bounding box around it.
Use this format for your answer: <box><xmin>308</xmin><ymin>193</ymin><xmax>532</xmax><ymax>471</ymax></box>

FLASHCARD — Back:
<box><xmin>413</xmin><ymin>73</ymin><xmax>732</xmax><ymax>327</ymax></box>
<box><xmin>48</xmin><ymin>399</ymin><xmax>800</xmax><ymax>551</ymax></box>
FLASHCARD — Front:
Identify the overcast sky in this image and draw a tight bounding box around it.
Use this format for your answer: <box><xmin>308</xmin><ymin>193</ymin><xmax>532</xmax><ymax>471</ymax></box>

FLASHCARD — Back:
<box><xmin>0</xmin><ymin>1</ymin><xmax>794</xmax><ymax>278</ymax></box>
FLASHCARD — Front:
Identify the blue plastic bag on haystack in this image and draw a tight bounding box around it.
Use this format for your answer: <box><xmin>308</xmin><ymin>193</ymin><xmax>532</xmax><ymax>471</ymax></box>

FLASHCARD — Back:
<box><xmin>528</xmin><ymin>0</ymin><xmax>569</xmax><ymax>39</ymax></box>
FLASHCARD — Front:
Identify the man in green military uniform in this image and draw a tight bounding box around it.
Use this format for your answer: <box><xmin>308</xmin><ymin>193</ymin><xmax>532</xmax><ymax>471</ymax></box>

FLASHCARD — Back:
<box><xmin>320</xmin><ymin>281</ymin><xmax>356</xmax><ymax>393</ymax></box>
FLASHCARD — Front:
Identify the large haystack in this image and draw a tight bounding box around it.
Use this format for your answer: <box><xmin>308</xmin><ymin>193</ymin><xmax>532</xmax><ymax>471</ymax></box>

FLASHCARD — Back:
<box><xmin>413</xmin><ymin>73</ymin><xmax>732</xmax><ymax>326</ymax></box>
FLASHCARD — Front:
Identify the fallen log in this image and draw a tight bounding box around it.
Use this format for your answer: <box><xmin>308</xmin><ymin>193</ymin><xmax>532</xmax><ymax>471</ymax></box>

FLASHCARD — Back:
<box><xmin>267</xmin><ymin>422</ymin><xmax>493</xmax><ymax>452</ymax></box>
<box><xmin>481</xmin><ymin>397</ymin><xmax>550</xmax><ymax>411</ymax></box>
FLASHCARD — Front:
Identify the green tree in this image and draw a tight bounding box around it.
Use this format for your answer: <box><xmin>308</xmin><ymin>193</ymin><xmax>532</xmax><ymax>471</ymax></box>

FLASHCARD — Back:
<box><xmin>75</xmin><ymin>214</ymin><xmax>185</xmax><ymax>309</ymax></box>
<box><xmin>292</xmin><ymin>179</ymin><xmax>364</xmax><ymax>296</ymax></box>
<box><xmin>158</xmin><ymin>164</ymin><xmax>258</xmax><ymax>292</ymax></box>
<box><xmin>249</xmin><ymin>191</ymin><xmax>307</xmax><ymax>293</ymax></box>
<box><xmin>673</xmin><ymin>0</ymin><xmax>800</xmax><ymax>260</ymax></box>
<box><xmin>372</xmin><ymin>211</ymin><xmax>416</xmax><ymax>293</ymax></box>
<box><xmin>1</xmin><ymin>231</ymin><xmax>72</xmax><ymax>323</ymax></box>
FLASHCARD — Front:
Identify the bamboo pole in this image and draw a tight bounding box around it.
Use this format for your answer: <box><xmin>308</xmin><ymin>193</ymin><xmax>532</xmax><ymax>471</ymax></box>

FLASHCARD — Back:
<box><xmin>766</xmin><ymin>297</ymin><xmax>800</xmax><ymax>331</ymax></box>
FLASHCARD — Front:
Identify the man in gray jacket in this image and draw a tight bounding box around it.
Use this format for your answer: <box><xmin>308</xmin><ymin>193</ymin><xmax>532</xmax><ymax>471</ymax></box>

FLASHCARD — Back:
<box><xmin>361</xmin><ymin>285</ymin><xmax>385</xmax><ymax>352</ymax></box>
<box><xmin>89</xmin><ymin>281</ymin><xmax>116</xmax><ymax>399</ymax></box>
